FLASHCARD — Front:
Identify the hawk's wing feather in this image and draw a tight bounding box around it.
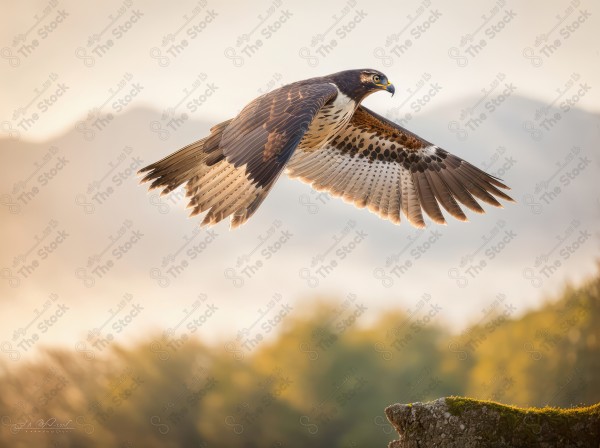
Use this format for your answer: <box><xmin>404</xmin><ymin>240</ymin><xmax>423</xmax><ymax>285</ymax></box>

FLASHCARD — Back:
<box><xmin>286</xmin><ymin>105</ymin><xmax>513</xmax><ymax>228</ymax></box>
<box><xmin>139</xmin><ymin>81</ymin><xmax>338</xmax><ymax>228</ymax></box>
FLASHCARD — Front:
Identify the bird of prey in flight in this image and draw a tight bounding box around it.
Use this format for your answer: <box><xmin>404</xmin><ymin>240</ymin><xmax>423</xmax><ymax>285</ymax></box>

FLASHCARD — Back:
<box><xmin>139</xmin><ymin>69</ymin><xmax>512</xmax><ymax>229</ymax></box>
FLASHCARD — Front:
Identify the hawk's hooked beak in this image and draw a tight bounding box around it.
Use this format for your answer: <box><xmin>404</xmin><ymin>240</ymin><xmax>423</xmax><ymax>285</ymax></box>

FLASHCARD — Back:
<box><xmin>386</xmin><ymin>81</ymin><xmax>395</xmax><ymax>96</ymax></box>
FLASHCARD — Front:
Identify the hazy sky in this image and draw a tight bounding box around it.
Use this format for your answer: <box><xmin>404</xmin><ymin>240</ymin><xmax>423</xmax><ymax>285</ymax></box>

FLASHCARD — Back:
<box><xmin>1</xmin><ymin>0</ymin><xmax>599</xmax><ymax>362</ymax></box>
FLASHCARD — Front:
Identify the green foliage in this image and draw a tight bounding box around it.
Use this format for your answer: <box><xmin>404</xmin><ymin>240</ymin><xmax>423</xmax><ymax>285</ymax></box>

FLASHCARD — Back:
<box><xmin>0</xmin><ymin>272</ymin><xmax>599</xmax><ymax>447</ymax></box>
<box><xmin>464</xmin><ymin>275</ymin><xmax>600</xmax><ymax>407</ymax></box>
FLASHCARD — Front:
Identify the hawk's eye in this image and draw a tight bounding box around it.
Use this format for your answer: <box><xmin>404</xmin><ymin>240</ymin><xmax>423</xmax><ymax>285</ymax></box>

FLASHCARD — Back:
<box><xmin>373</xmin><ymin>75</ymin><xmax>381</xmax><ymax>83</ymax></box>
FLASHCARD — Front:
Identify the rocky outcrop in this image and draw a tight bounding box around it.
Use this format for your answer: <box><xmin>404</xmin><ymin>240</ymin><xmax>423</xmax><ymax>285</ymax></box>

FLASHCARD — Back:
<box><xmin>385</xmin><ymin>397</ymin><xmax>600</xmax><ymax>448</ymax></box>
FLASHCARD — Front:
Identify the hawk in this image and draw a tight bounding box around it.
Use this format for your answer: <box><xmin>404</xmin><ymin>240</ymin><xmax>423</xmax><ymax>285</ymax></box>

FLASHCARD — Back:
<box><xmin>139</xmin><ymin>69</ymin><xmax>512</xmax><ymax>229</ymax></box>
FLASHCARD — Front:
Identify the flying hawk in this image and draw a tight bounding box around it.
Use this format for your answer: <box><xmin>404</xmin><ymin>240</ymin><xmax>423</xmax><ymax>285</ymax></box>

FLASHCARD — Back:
<box><xmin>139</xmin><ymin>69</ymin><xmax>512</xmax><ymax>229</ymax></box>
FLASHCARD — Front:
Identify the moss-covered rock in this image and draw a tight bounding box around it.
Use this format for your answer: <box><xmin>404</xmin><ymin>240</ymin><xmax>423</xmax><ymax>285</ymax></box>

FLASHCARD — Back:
<box><xmin>385</xmin><ymin>397</ymin><xmax>600</xmax><ymax>447</ymax></box>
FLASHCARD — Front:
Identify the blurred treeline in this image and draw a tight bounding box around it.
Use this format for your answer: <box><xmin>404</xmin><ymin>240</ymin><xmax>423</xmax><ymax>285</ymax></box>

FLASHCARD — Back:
<box><xmin>1</xmin><ymin>270</ymin><xmax>599</xmax><ymax>448</ymax></box>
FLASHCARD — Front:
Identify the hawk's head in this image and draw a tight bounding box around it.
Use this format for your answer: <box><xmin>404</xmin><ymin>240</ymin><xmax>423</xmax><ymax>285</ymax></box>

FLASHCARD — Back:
<box><xmin>328</xmin><ymin>69</ymin><xmax>395</xmax><ymax>102</ymax></box>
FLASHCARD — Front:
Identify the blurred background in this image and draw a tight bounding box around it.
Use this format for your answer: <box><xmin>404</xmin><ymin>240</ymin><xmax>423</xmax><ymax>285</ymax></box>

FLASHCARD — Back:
<box><xmin>1</xmin><ymin>0</ymin><xmax>599</xmax><ymax>446</ymax></box>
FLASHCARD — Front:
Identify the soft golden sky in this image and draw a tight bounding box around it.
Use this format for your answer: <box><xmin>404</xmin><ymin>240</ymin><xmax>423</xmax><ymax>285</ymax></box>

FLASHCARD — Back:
<box><xmin>1</xmin><ymin>0</ymin><xmax>599</xmax><ymax>360</ymax></box>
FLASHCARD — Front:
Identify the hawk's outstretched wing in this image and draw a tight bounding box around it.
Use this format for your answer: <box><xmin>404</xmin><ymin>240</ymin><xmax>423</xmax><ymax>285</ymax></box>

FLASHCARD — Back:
<box><xmin>286</xmin><ymin>105</ymin><xmax>513</xmax><ymax>228</ymax></box>
<box><xmin>139</xmin><ymin>81</ymin><xmax>337</xmax><ymax>228</ymax></box>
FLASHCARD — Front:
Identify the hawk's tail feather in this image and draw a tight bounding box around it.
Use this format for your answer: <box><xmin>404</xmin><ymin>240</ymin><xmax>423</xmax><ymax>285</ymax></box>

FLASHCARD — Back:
<box><xmin>138</xmin><ymin>119</ymin><xmax>273</xmax><ymax>229</ymax></box>
<box><xmin>138</xmin><ymin>138</ymin><xmax>209</xmax><ymax>194</ymax></box>
<box><xmin>138</xmin><ymin>120</ymin><xmax>232</xmax><ymax>192</ymax></box>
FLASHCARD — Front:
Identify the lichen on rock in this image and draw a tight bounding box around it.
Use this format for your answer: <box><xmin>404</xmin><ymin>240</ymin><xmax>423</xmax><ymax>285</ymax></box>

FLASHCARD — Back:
<box><xmin>385</xmin><ymin>397</ymin><xmax>600</xmax><ymax>448</ymax></box>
